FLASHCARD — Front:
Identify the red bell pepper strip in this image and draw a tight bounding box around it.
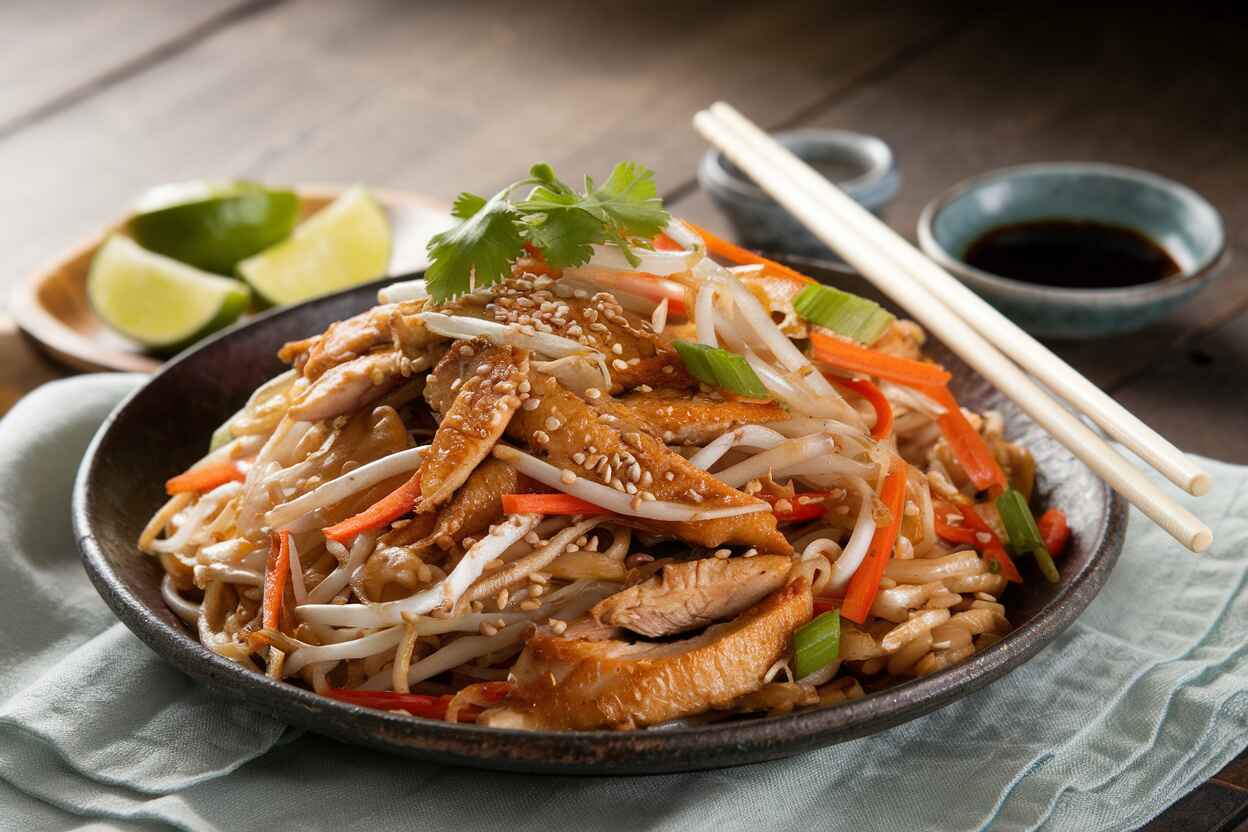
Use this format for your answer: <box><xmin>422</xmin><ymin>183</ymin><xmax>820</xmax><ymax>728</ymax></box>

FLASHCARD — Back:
<box><xmin>1037</xmin><ymin>508</ymin><xmax>1070</xmax><ymax>558</ymax></box>
<box><xmin>759</xmin><ymin>491</ymin><xmax>834</xmax><ymax>523</ymax></box>
<box><xmin>936</xmin><ymin>501</ymin><xmax>1023</xmax><ymax>584</ymax></box>
<box><xmin>826</xmin><ymin>375</ymin><xmax>894</xmax><ymax>440</ymax></box>
<box><xmin>841</xmin><ymin>460</ymin><xmax>909</xmax><ymax>624</ymax></box>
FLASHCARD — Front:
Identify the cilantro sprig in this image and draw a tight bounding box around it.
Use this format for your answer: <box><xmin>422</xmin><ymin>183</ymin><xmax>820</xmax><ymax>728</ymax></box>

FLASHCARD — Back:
<box><xmin>425</xmin><ymin>162</ymin><xmax>669</xmax><ymax>302</ymax></box>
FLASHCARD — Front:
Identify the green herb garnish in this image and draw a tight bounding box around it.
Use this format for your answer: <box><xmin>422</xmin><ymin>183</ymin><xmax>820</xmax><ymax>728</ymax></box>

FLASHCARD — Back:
<box><xmin>425</xmin><ymin>162</ymin><xmax>669</xmax><ymax>302</ymax></box>
<box><xmin>794</xmin><ymin>610</ymin><xmax>841</xmax><ymax>679</ymax></box>
<box><xmin>673</xmin><ymin>341</ymin><xmax>770</xmax><ymax>399</ymax></box>
<box><xmin>793</xmin><ymin>283</ymin><xmax>895</xmax><ymax>345</ymax></box>
<box><xmin>996</xmin><ymin>488</ymin><xmax>1060</xmax><ymax>583</ymax></box>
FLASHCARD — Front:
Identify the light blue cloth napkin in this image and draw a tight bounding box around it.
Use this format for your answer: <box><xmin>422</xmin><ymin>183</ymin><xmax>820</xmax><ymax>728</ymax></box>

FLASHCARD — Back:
<box><xmin>0</xmin><ymin>375</ymin><xmax>1244</xmax><ymax>832</ymax></box>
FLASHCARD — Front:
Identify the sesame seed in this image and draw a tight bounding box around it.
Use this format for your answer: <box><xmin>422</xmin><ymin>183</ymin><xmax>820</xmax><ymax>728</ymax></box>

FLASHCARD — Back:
<box><xmin>520</xmin><ymin>599</ymin><xmax>541</xmax><ymax>611</ymax></box>
<box><xmin>572</xmin><ymin>452</ymin><xmax>586</xmax><ymax>465</ymax></box>
<box><xmin>481</xmin><ymin>622</ymin><xmax>499</xmax><ymax>637</ymax></box>
<box><xmin>458</xmin><ymin>344</ymin><xmax>475</xmax><ymax>357</ymax></box>
<box><xmin>585</xmin><ymin>388</ymin><xmax>602</xmax><ymax>400</ymax></box>
<box><xmin>975</xmin><ymin>532</ymin><xmax>993</xmax><ymax>544</ymax></box>
<box><xmin>662</xmin><ymin>430</ymin><xmax>675</xmax><ymax>442</ymax></box>
<box><xmin>664</xmin><ymin>471</ymin><xmax>675</xmax><ymax>481</ymax></box>
<box><xmin>611</xmin><ymin>343</ymin><xmax>624</xmax><ymax>355</ymax></box>
<box><xmin>612</xmin><ymin>358</ymin><xmax>628</xmax><ymax>371</ymax></box>
<box><xmin>640</xmin><ymin>491</ymin><xmax>656</xmax><ymax>501</ymax></box>
<box><xmin>450</xmin><ymin>377</ymin><xmax>463</xmax><ymax>391</ymax></box>
<box><xmin>775</xmin><ymin>499</ymin><xmax>793</xmax><ymax>513</ymax></box>
<box><xmin>475</xmin><ymin>363</ymin><xmax>492</xmax><ymax>375</ymax></box>
<box><xmin>548</xmin><ymin>618</ymin><xmax>568</xmax><ymax>635</ymax></box>
<box><xmin>743</xmin><ymin>548</ymin><xmax>759</xmax><ymax>558</ymax></box>
<box><xmin>713</xmin><ymin>548</ymin><xmax>731</xmax><ymax>559</ymax></box>
<box><xmin>904</xmin><ymin>500</ymin><xmax>920</xmax><ymax>517</ymax></box>
<box><xmin>518</xmin><ymin>380</ymin><xmax>531</xmax><ymax>393</ymax></box>
<box><xmin>522</xmin><ymin>398</ymin><xmax>542</xmax><ymax>411</ymax></box>
<box><xmin>493</xmin><ymin>380</ymin><xmax>515</xmax><ymax>393</ymax></box>
<box><xmin>545</xmin><ymin>416</ymin><xmax>562</xmax><ymax>431</ymax></box>
<box><xmin>573</xmin><ymin>289</ymin><xmax>589</xmax><ymax>299</ymax></box>
<box><xmin>662</xmin><ymin>365</ymin><xmax>675</xmax><ymax>374</ymax></box>
<box><xmin>496</xmin><ymin>589</ymin><xmax>510</xmax><ymax>610</ymax></box>
<box><xmin>524</xmin><ymin>532</ymin><xmax>541</xmax><ymax>545</ymax></box>
<box><xmin>611</xmin><ymin>478</ymin><xmax>625</xmax><ymax>491</ymax></box>
<box><xmin>629</xmin><ymin>462</ymin><xmax>642</xmax><ymax>482</ymax></box>
<box><xmin>625</xmin><ymin>482</ymin><xmax>637</xmax><ymax>494</ymax></box>
<box><xmin>630</xmin><ymin>496</ymin><xmax>643</xmax><ymax>511</ymax></box>
<box><xmin>530</xmin><ymin>584</ymin><xmax>546</xmax><ymax>597</ymax></box>
<box><xmin>565</xmin><ymin>544</ymin><xmax>580</xmax><ymax>553</ymax></box>
<box><xmin>560</xmin><ymin>469</ymin><xmax>577</xmax><ymax>484</ymax></box>
<box><xmin>471</xmin><ymin>600</ymin><xmax>485</xmax><ymax>612</ymax></box>
<box><xmin>529</xmin><ymin>572</ymin><xmax>549</xmax><ymax>585</ymax></box>
<box><xmin>533</xmin><ymin>430</ymin><xmax>550</xmax><ymax>445</ymax></box>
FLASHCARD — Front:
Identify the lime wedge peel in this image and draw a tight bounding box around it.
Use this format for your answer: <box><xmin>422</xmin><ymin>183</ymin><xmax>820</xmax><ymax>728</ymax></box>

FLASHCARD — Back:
<box><xmin>87</xmin><ymin>235</ymin><xmax>250</xmax><ymax>352</ymax></box>
<box><xmin>238</xmin><ymin>186</ymin><xmax>391</xmax><ymax>306</ymax></box>
<box><xmin>130</xmin><ymin>180</ymin><xmax>299</xmax><ymax>275</ymax></box>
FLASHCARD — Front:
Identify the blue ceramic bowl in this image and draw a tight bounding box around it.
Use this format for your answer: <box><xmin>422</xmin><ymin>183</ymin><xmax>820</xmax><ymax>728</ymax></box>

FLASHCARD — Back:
<box><xmin>917</xmin><ymin>163</ymin><xmax>1228</xmax><ymax>339</ymax></box>
<box><xmin>699</xmin><ymin>129</ymin><xmax>899</xmax><ymax>258</ymax></box>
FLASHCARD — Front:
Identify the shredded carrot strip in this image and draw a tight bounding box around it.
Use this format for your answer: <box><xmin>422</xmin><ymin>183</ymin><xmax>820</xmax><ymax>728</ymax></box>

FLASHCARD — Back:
<box><xmin>684</xmin><ymin>221</ymin><xmax>816</xmax><ymax>288</ymax></box>
<box><xmin>936</xmin><ymin>501</ymin><xmax>1023</xmax><ymax>583</ymax></box>
<box><xmin>841</xmin><ymin>460</ymin><xmax>908</xmax><ymax>624</ymax></box>
<box><xmin>262</xmin><ymin>529</ymin><xmax>291</xmax><ymax>630</ymax></box>
<box><xmin>500</xmin><ymin>493</ymin><xmax>609</xmax><ymax>516</ymax></box>
<box><xmin>322</xmin><ymin>471</ymin><xmax>422</xmax><ymax>543</ymax></box>
<box><xmin>810</xmin><ymin>330</ymin><xmax>952</xmax><ymax>387</ymax></box>
<box><xmin>914</xmin><ymin>385</ymin><xmax>1008</xmax><ymax>494</ymax></box>
<box><xmin>652</xmin><ymin>233</ymin><xmax>685</xmax><ymax>251</ymax></box>
<box><xmin>826</xmin><ymin>375</ymin><xmax>894</xmax><ymax>440</ymax></box>
<box><xmin>326</xmin><ymin>682</ymin><xmax>512</xmax><ymax>723</ymax></box>
<box><xmin>165</xmin><ymin>461</ymin><xmax>244</xmax><ymax>495</ymax></box>
<box><xmin>1037</xmin><ymin>508</ymin><xmax>1070</xmax><ymax>558</ymax></box>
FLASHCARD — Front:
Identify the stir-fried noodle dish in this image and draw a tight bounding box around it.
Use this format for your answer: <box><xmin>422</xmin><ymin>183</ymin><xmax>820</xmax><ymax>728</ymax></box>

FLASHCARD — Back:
<box><xmin>142</xmin><ymin>163</ymin><xmax>1068</xmax><ymax>730</ymax></box>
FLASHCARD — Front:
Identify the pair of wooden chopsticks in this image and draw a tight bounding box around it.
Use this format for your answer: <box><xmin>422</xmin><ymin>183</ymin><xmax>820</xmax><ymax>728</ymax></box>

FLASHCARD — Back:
<box><xmin>693</xmin><ymin>102</ymin><xmax>1212</xmax><ymax>552</ymax></box>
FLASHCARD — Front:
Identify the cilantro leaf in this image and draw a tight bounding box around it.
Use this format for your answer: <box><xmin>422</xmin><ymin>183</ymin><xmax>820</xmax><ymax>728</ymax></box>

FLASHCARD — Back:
<box><xmin>425</xmin><ymin>161</ymin><xmax>670</xmax><ymax>302</ymax></box>
<box><xmin>584</xmin><ymin>162</ymin><xmax>668</xmax><ymax>240</ymax></box>
<box><xmin>425</xmin><ymin>190</ymin><xmax>524</xmax><ymax>302</ymax></box>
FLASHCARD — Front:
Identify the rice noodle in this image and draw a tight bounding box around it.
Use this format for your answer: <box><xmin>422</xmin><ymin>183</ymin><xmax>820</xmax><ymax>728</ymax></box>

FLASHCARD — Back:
<box><xmin>283</xmin><ymin>626</ymin><xmax>405</xmax><ymax>676</ymax></box>
<box><xmin>712</xmin><ymin>435</ymin><xmax>839</xmax><ymax>488</ymax></box>
<box><xmin>306</xmin><ymin>532</ymin><xmax>377</xmax><ymax>604</ymax></box>
<box><xmin>687</xmin><ymin>425</ymin><xmax>787</xmax><ymax>470</ymax></box>
<box><xmin>662</xmin><ymin>217</ymin><xmax>703</xmax><ymax>250</ymax></box>
<box><xmin>463</xmin><ymin>517</ymin><xmax>603</xmax><ymax>604</ymax></box>
<box><xmin>417</xmin><ymin>312</ymin><xmax>600</xmax><ymax>361</ymax></box>
<box><xmin>287</xmin><ymin>535</ymin><xmax>308</xmax><ymax>603</ymax></box>
<box><xmin>295</xmin><ymin>514</ymin><xmax>540</xmax><ymax>627</ymax></box>
<box><xmin>532</xmin><ymin>356</ymin><xmax>610</xmax><ymax>395</ymax></box>
<box><xmin>585</xmin><ymin>244</ymin><xmax>697</xmax><ymax>276</ymax></box>
<box><xmin>150</xmin><ymin>482</ymin><xmax>242</xmax><ymax>555</ymax></box>
<box><xmin>161</xmin><ymin>574</ymin><xmax>200</xmax><ymax>624</ymax></box>
<box><xmin>264</xmin><ymin>446</ymin><xmax>427</xmax><ymax>529</ymax></box>
<box><xmin>494</xmin><ymin>444</ymin><xmax>768</xmax><ymax>522</ymax></box>
<box><xmin>826</xmin><ymin>477</ymin><xmax>878</xmax><ymax>591</ymax></box>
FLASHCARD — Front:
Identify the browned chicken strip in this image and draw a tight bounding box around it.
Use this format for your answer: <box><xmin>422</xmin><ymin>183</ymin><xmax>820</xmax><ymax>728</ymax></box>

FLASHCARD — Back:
<box><xmin>279</xmin><ymin>304</ymin><xmax>399</xmax><ymax>380</ymax></box>
<box><xmin>418</xmin><ymin>341</ymin><xmax>528</xmax><ymax>510</ymax></box>
<box><xmin>610</xmin><ymin>389</ymin><xmax>788</xmax><ymax>445</ymax></box>
<box><xmin>509</xmin><ymin>373</ymin><xmax>791</xmax><ymax>553</ymax></box>
<box><xmin>592</xmin><ymin>554</ymin><xmax>793</xmax><ymax>637</ymax></box>
<box><xmin>425</xmin><ymin>457</ymin><xmax>519</xmax><ymax>551</ymax></box>
<box><xmin>478</xmin><ymin>578</ymin><xmax>812</xmax><ymax>730</ymax></box>
<box><xmin>288</xmin><ymin>351</ymin><xmax>410</xmax><ymax>422</ymax></box>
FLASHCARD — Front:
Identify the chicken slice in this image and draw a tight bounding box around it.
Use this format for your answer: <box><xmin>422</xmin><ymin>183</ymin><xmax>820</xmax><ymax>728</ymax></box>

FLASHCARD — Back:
<box><xmin>478</xmin><ymin>577</ymin><xmax>812</xmax><ymax>730</ymax></box>
<box><xmin>509</xmin><ymin>373</ymin><xmax>790</xmax><ymax>553</ymax></box>
<box><xmin>609</xmin><ymin>389</ymin><xmax>788</xmax><ymax>445</ymax></box>
<box><xmin>278</xmin><ymin>304</ymin><xmax>399</xmax><ymax>380</ymax></box>
<box><xmin>592</xmin><ymin>554</ymin><xmax>793</xmax><ymax>637</ymax></box>
<box><xmin>417</xmin><ymin>342</ymin><xmax>528</xmax><ymax>510</ymax></box>
<box><xmin>425</xmin><ymin>457</ymin><xmax>519</xmax><ymax>551</ymax></box>
<box><xmin>288</xmin><ymin>351</ymin><xmax>414</xmax><ymax>422</ymax></box>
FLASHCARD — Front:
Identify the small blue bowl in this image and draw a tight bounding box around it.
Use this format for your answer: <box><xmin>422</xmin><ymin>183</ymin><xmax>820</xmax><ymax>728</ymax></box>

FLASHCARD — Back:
<box><xmin>699</xmin><ymin>129</ymin><xmax>899</xmax><ymax>258</ymax></box>
<box><xmin>918</xmin><ymin>163</ymin><xmax>1228</xmax><ymax>339</ymax></box>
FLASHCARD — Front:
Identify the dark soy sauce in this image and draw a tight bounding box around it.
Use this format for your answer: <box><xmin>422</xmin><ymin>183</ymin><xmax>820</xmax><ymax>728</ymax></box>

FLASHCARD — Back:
<box><xmin>964</xmin><ymin>220</ymin><xmax>1181</xmax><ymax>289</ymax></box>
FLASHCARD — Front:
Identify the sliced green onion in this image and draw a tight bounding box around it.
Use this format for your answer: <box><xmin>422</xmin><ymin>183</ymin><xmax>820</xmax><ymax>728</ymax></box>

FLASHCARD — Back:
<box><xmin>673</xmin><ymin>341</ymin><xmax>769</xmax><ymax>399</ymax></box>
<box><xmin>996</xmin><ymin>488</ymin><xmax>1060</xmax><ymax>583</ymax></box>
<box><xmin>794</xmin><ymin>610</ymin><xmax>840</xmax><ymax>680</ymax></box>
<box><xmin>794</xmin><ymin>284</ymin><xmax>895</xmax><ymax>345</ymax></box>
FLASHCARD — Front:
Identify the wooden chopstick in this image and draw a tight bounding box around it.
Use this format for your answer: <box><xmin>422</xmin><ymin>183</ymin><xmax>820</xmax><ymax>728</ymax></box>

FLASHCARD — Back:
<box><xmin>707</xmin><ymin>101</ymin><xmax>1210</xmax><ymax>499</ymax></box>
<box><xmin>693</xmin><ymin>105</ymin><xmax>1213</xmax><ymax>553</ymax></box>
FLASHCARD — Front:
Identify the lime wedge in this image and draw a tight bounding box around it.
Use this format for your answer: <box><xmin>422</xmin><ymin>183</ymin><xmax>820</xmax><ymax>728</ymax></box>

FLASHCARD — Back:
<box><xmin>130</xmin><ymin>180</ymin><xmax>299</xmax><ymax>274</ymax></box>
<box><xmin>238</xmin><ymin>186</ymin><xmax>391</xmax><ymax>305</ymax></box>
<box><xmin>87</xmin><ymin>235</ymin><xmax>250</xmax><ymax>352</ymax></box>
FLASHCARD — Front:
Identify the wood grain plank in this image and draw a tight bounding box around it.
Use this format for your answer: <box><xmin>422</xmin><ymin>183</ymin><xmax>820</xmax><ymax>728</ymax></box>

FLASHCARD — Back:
<box><xmin>1214</xmin><ymin>750</ymin><xmax>1248</xmax><ymax>793</ymax></box>
<box><xmin>0</xmin><ymin>0</ymin><xmax>964</xmax><ymax>303</ymax></box>
<box><xmin>0</xmin><ymin>0</ymin><xmax>257</xmax><ymax>131</ymax></box>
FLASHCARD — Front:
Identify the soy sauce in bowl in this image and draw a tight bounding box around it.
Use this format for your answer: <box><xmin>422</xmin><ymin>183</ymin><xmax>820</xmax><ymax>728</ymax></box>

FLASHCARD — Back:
<box><xmin>964</xmin><ymin>219</ymin><xmax>1181</xmax><ymax>289</ymax></box>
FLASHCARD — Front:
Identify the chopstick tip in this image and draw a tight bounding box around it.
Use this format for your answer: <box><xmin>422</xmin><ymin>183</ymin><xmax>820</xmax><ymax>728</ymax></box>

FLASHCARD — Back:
<box><xmin>1188</xmin><ymin>471</ymin><xmax>1212</xmax><ymax>497</ymax></box>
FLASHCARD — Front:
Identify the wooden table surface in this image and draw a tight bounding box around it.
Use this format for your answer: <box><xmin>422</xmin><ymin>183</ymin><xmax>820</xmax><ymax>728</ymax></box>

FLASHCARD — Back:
<box><xmin>2</xmin><ymin>2</ymin><xmax>1244</xmax><ymax>827</ymax></box>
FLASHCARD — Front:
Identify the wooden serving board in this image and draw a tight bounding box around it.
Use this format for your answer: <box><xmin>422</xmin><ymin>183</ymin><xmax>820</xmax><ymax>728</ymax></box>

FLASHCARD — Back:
<box><xmin>8</xmin><ymin>185</ymin><xmax>449</xmax><ymax>374</ymax></box>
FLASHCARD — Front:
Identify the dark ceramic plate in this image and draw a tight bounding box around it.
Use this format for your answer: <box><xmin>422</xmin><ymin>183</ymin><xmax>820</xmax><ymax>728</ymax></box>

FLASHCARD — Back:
<box><xmin>73</xmin><ymin>259</ymin><xmax>1126</xmax><ymax>774</ymax></box>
